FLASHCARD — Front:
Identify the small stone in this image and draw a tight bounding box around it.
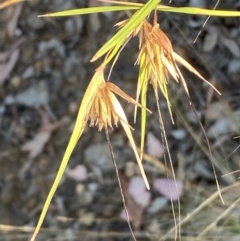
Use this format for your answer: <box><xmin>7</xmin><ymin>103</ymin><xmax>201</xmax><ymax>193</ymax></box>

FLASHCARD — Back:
<box><xmin>65</xmin><ymin>19</ymin><xmax>75</xmax><ymax>34</ymax></box>
<box><xmin>87</xmin><ymin>183</ymin><xmax>98</xmax><ymax>193</ymax></box>
<box><xmin>171</xmin><ymin>129</ymin><xmax>187</xmax><ymax>140</ymax></box>
<box><xmin>69</xmin><ymin>102</ymin><xmax>78</xmax><ymax>114</ymax></box>
<box><xmin>186</xmin><ymin>110</ymin><xmax>202</xmax><ymax>124</ymax></box>
<box><xmin>78</xmin><ymin>212</ymin><xmax>95</xmax><ymax>226</ymax></box>
<box><xmin>76</xmin><ymin>183</ymin><xmax>85</xmax><ymax>195</ymax></box>
<box><xmin>84</xmin><ymin>143</ymin><xmax>113</xmax><ymax>171</ymax></box>
<box><xmin>11</xmin><ymin>76</ymin><xmax>21</xmax><ymax>88</ymax></box>
<box><xmin>4</xmin><ymin>95</ymin><xmax>15</xmax><ymax>105</ymax></box>
<box><xmin>27</xmin><ymin>13</ymin><xmax>44</xmax><ymax>30</ymax></box>
<box><xmin>22</xmin><ymin>66</ymin><xmax>34</xmax><ymax>79</ymax></box>
<box><xmin>15</xmin><ymin>28</ymin><xmax>22</xmax><ymax>37</ymax></box>
<box><xmin>67</xmin><ymin>76</ymin><xmax>77</xmax><ymax>83</ymax></box>
<box><xmin>125</xmin><ymin>162</ymin><xmax>137</xmax><ymax>178</ymax></box>
<box><xmin>207</xmin><ymin>119</ymin><xmax>229</xmax><ymax>138</ymax></box>
<box><xmin>203</xmin><ymin>30</ymin><xmax>218</xmax><ymax>52</ymax></box>
<box><xmin>15</xmin><ymin>81</ymin><xmax>49</xmax><ymax>107</ymax></box>
<box><xmin>147</xmin><ymin>197</ymin><xmax>168</xmax><ymax>213</ymax></box>
<box><xmin>66</xmin><ymin>165</ymin><xmax>88</xmax><ymax>181</ymax></box>
<box><xmin>223</xmin><ymin>38</ymin><xmax>240</xmax><ymax>58</ymax></box>
<box><xmin>194</xmin><ymin>161</ymin><xmax>214</xmax><ymax>180</ymax></box>
<box><xmin>0</xmin><ymin>105</ymin><xmax>6</xmax><ymax>115</ymax></box>
<box><xmin>64</xmin><ymin>229</ymin><xmax>74</xmax><ymax>241</ymax></box>
<box><xmin>64</xmin><ymin>53</ymin><xmax>81</xmax><ymax>76</ymax></box>
<box><xmin>228</xmin><ymin>59</ymin><xmax>240</xmax><ymax>74</ymax></box>
<box><xmin>146</xmin><ymin>219</ymin><xmax>159</xmax><ymax>233</ymax></box>
<box><xmin>14</xmin><ymin>125</ymin><xmax>27</xmax><ymax>139</ymax></box>
<box><xmin>189</xmin><ymin>0</ymin><xmax>206</xmax><ymax>7</ymax></box>
<box><xmin>39</xmin><ymin>39</ymin><xmax>65</xmax><ymax>58</ymax></box>
<box><xmin>77</xmin><ymin>191</ymin><xmax>93</xmax><ymax>205</ymax></box>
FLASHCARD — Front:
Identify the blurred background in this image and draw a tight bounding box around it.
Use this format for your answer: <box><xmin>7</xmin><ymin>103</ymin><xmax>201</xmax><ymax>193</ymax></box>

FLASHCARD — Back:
<box><xmin>1</xmin><ymin>0</ymin><xmax>240</xmax><ymax>240</ymax></box>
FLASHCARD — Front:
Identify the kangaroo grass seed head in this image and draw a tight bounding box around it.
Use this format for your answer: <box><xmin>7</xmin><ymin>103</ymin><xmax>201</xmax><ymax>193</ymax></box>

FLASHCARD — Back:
<box><xmin>136</xmin><ymin>12</ymin><xmax>220</xmax><ymax>117</ymax></box>
<box><xmin>117</xmin><ymin>13</ymin><xmax>221</xmax><ymax>158</ymax></box>
<box><xmin>64</xmin><ymin>66</ymin><xmax>150</xmax><ymax>190</ymax></box>
<box><xmin>87</xmin><ymin>68</ymin><xmax>150</xmax><ymax>131</ymax></box>
<box><xmin>87</xmin><ymin>69</ymin><xmax>150</xmax><ymax>190</ymax></box>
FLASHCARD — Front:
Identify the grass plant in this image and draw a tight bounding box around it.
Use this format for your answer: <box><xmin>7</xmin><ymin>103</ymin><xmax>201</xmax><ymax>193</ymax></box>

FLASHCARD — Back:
<box><xmin>2</xmin><ymin>0</ymin><xmax>239</xmax><ymax>240</ymax></box>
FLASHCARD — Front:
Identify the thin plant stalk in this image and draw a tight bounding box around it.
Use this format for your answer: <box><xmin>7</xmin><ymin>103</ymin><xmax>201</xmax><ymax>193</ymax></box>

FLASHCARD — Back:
<box><xmin>105</xmin><ymin>126</ymin><xmax>137</xmax><ymax>241</ymax></box>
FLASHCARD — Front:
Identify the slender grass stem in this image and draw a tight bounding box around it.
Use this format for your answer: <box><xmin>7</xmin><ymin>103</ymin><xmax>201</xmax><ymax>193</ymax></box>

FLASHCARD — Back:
<box><xmin>104</xmin><ymin>126</ymin><xmax>137</xmax><ymax>241</ymax></box>
<box><xmin>154</xmin><ymin>90</ymin><xmax>180</xmax><ymax>241</ymax></box>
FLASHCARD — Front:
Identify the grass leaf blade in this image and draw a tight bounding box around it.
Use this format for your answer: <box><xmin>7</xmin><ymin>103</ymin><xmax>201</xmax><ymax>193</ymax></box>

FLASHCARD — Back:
<box><xmin>30</xmin><ymin>72</ymin><xmax>103</xmax><ymax>241</ymax></box>
<box><xmin>38</xmin><ymin>6</ymin><xmax>138</xmax><ymax>17</ymax></box>
<box><xmin>92</xmin><ymin>0</ymin><xmax>161</xmax><ymax>62</ymax></box>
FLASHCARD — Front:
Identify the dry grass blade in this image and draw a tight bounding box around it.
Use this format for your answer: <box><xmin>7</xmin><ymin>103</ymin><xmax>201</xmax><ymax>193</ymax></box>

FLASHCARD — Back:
<box><xmin>164</xmin><ymin>8</ymin><xmax>236</xmax><ymax>204</ymax></box>
<box><xmin>189</xmin><ymin>104</ymin><xmax>225</xmax><ymax>206</ymax></box>
<box><xmin>172</xmin><ymin>103</ymin><xmax>233</xmax><ymax>204</ymax></box>
<box><xmin>160</xmin><ymin>182</ymin><xmax>240</xmax><ymax>240</ymax></box>
<box><xmin>222</xmin><ymin>169</ymin><xmax>240</xmax><ymax>177</ymax></box>
<box><xmin>173</xmin><ymin>101</ymin><xmax>234</xmax><ymax>180</ymax></box>
<box><xmin>222</xmin><ymin>144</ymin><xmax>240</xmax><ymax>164</ymax></box>
<box><xmin>193</xmin><ymin>0</ymin><xmax>220</xmax><ymax>43</ymax></box>
<box><xmin>155</xmin><ymin>90</ymin><xmax>180</xmax><ymax>240</ymax></box>
<box><xmin>0</xmin><ymin>0</ymin><xmax>26</xmax><ymax>9</ymax></box>
<box><xmin>198</xmin><ymin>196</ymin><xmax>240</xmax><ymax>237</ymax></box>
<box><xmin>0</xmin><ymin>223</ymin><xmax>151</xmax><ymax>239</ymax></box>
<box><xmin>172</xmin><ymin>52</ymin><xmax>221</xmax><ymax>95</ymax></box>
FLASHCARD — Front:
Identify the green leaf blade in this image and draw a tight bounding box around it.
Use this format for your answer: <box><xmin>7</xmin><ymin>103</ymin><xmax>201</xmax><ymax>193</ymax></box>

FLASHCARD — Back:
<box><xmin>157</xmin><ymin>6</ymin><xmax>240</xmax><ymax>17</ymax></box>
<box><xmin>91</xmin><ymin>0</ymin><xmax>161</xmax><ymax>62</ymax></box>
<box><xmin>38</xmin><ymin>6</ymin><xmax>138</xmax><ymax>17</ymax></box>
